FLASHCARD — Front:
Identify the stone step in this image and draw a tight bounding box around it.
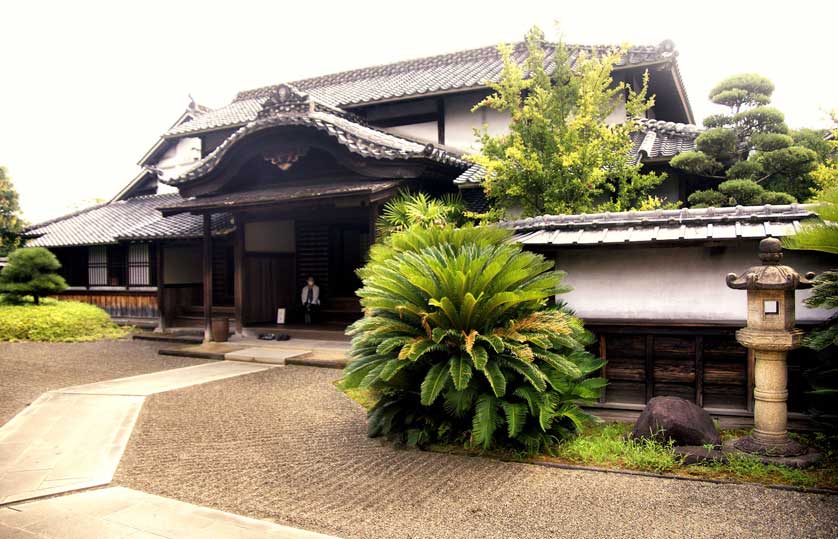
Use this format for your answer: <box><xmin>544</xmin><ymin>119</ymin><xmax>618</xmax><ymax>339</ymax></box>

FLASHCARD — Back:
<box><xmin>224</xmin><ymin>347</ymin><xmax>312</xmax><ymax>365</ymax></box>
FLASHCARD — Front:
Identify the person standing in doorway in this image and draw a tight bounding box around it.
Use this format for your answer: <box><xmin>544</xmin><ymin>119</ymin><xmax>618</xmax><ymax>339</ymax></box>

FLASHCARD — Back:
<box><xmin>301</xmin><ymin>275</ymin><xmax>320</xmax><ymax>324</ymax></box>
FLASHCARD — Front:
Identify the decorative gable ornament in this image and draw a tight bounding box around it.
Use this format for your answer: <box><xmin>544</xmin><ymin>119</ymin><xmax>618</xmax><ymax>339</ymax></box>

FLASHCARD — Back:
<box><xmin>264</xmin><ymin>147</ymin><xmax>308</xmax><ymax>171</ymax></box>
<box><xmin>257</xmin><ymin>83</ymin><xmax>314</xmax><ymax>117</ymax></box>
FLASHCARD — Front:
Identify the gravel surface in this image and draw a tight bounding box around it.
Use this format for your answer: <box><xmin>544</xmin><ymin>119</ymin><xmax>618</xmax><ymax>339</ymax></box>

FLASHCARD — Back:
<box><xmin>0</xmin><ymin>340</ymin><xmax>206</xmax><ymax>426</ymax></box>
<box><xmin>114</xmin><ymin>366</ymin><xmax>838</xmax><ymax>539</ymax></box>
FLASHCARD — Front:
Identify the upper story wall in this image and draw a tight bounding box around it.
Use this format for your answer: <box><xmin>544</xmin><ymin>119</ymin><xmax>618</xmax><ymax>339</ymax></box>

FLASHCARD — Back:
<box><xmin>359</xmin><ymin>88</ymin><xmax>631</xmax><ymax>152</ymax></box>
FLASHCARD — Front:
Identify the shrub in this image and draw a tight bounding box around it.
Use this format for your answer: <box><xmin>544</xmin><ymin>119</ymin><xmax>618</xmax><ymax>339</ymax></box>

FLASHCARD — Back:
<box><xmin>0</xmin><ymin>247</ymin><xmax>67</xmax><ymax>304</ymax></box>
<box><xmin>0</xmin><ymin>298</ymin><xmax>128</xmax><ymax>342</ymax></box>
<box><xmin>342</xmin><ymin>225</ymin><xmax>605</xmax><ymax>453</ymax></box>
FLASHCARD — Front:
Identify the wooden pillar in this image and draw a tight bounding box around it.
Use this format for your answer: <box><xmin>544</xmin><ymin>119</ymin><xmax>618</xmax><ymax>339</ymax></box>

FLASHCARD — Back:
<box><xmin>156</xmin><ymin>243</ymin><xmax>167</xmax><ymax>332</ymax></box>
<box><xmin>203</xmin><ymin>213</ymin><xmax>213</xmax><ymax>342</ymax></box>
<box><xmin>233</xmin><ymin>216</ymin><xmax>244</xmax><ymax>335</ymax></box>
<box><xmin>695</xmin><ymin>335</ymin><xmax>704</xmax><ymax>407</ymax></box>
<box><xmin>368</xmin><ymin>202</ymin><xmax>378</xmax><ymax>245</ymax></box>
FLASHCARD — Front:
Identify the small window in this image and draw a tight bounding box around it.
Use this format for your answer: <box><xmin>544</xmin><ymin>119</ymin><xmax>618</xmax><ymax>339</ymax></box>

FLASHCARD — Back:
<box><xmin>128</xmin><ymin>244</ymin><xmax>151</xmax><ymax>286</ymax></box>
<box><xmin>88</xmin><ymin>246</ymin><xmax>108</xmax><ymax>286</ymax></box>
<box><xmin>763</xmin><ymin>300</ymin><xmax>779</xmax><ymax>315</ymax></box>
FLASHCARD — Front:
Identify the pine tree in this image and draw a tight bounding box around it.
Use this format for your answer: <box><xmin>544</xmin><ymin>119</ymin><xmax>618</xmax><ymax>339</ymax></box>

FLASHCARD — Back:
<box><xmin>672</xmin><ymin>74</ymin><xmax>820</xmax><ymax>206</ymax></box>
<box><xmin>0</xmin><ymin>247</ymin><xmax>68</xmax><ymax>305</ymax></box>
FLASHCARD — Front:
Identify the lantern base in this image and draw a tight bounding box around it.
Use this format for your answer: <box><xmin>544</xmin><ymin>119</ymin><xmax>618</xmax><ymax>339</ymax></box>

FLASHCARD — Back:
<box><xmin>732</xmin><ymin>435</ymin><xmax>808</xmax><ymax>457</ymax></box>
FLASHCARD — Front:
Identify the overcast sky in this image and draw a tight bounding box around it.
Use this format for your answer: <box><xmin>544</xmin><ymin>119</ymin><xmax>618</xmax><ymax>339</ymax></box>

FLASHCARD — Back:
<box><xmin>2</xmin><ymin>1</ymin><xmax>835</xmax><ymax>223</ymax></box>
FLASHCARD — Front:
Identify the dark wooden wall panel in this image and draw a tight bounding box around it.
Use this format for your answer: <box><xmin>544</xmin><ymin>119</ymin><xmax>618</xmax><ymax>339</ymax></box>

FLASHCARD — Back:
<box><xmin>597</xmin><ymin>326</ymin><xmax>749</xmax><ymax>412</ymax></box>
<box><xmin>295</xmin><ymin>221</ymin><xmax>330</xmax><ymax>299</ymax></box>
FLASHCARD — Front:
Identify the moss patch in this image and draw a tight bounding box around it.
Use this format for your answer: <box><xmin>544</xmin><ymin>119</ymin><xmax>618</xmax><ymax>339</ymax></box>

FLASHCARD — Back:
<box><xmin>0</xmin><ymin>298</ymin><xmax>130</xmax><ymax>342</ymax></box>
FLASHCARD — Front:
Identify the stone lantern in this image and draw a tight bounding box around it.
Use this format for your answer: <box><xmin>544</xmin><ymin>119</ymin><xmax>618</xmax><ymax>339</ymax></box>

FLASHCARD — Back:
<box><xmin>726</xmin><ymin>237</ymin><xmax>815</xmax><ymax>456</ymax></box>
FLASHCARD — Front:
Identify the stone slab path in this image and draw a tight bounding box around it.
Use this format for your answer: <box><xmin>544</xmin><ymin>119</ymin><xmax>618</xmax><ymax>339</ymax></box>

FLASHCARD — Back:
<box><xmin>0</xmin><ymin>361</ymin><xmax>276</xmax><ymax>504</ymax></box>
<box><xmin>0</xmin><ymin>486</ymin><xmax>339</xmax><ymax>538</ymax></box>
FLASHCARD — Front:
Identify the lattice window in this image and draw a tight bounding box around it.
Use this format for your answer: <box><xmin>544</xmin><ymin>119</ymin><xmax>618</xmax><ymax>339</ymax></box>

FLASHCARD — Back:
<box><xmin>128</xmin><ymin>244</ymin><xmax>151</xmax><ymax>286</ymax></box>
<box><xmin>88</xmin><ymin>246</ymin><xmax>108</xmax><ymax>286</ymax></box>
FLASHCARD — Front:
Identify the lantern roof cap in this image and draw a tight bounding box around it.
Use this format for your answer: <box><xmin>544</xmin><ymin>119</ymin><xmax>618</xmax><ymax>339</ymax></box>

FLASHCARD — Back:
<box><xmin>726</xmin><ymin>238</ymin><xmax>815</xmax><ymax>290</ymax></box>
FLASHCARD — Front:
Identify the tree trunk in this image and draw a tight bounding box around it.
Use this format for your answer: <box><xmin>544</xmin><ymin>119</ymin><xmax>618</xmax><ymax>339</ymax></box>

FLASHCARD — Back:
<box><xmin>33</xmin><ymin>294</ymin><xmax>40</xmax><ymax>305</ymax></box>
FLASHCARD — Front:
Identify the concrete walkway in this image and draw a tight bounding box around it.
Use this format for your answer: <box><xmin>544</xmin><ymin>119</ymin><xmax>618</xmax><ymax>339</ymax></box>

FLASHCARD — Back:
<box><xmin>0</xmin><ymin>361</ymin><xmax>276</xmax><ymax>504</ymax></box>
<box><xmin>0</xmin><ymin>486</ymin><xmax>338</xmax><ymax>538</ymax></box>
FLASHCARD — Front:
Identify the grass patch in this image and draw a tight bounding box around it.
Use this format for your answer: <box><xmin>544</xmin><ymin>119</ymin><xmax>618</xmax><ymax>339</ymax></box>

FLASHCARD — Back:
<box><xmin>548</xmin><ymin>423</ymin><xmax>681</xmax><ymax>474</ymax></box>
<box><xmin>333</xmin><ymin>381</ymin><xmax>838</xmax><ymax>490</ymax></box>
<box><xmin>0</xmin><ymin>297</ymin><xmax>130</xmax><ymax>342</ymax></box>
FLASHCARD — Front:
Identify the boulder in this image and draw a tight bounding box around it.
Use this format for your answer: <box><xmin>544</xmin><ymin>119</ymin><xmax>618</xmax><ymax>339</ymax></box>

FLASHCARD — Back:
<box><xmin>631</xmin><ymin>396</ymin><xmax>721</xmax><ymax>447</ymax></box>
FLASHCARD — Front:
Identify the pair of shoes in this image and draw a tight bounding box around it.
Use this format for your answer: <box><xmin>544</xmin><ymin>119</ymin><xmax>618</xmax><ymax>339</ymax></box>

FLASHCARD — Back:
<box><xmin>258</xmin><ymin>333</ymin><xmax>277</xmax><ymax>341</ymax></box>
<box><xmin>276</xmin><ymin>333</ymin><xmax>290</xmax><ymax>341</ymax></box>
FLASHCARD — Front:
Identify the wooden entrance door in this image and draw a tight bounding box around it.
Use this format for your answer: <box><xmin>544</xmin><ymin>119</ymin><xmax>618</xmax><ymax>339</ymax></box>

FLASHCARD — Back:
<box><xmin>243</xmin><ymin>254</ymin><xmax>295</xmax><ymax>324</ymax></box>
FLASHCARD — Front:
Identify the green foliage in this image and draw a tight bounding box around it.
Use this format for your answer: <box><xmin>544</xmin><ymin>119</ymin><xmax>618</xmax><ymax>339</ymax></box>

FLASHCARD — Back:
<box><xmin>468</xmin><ymin>26</ymin><xmax>665</xmax><ymax>217</ymax></box>
<box><xmin>688</xmin><ymin>179</ymin><xmax>794</xmax><ymax>208</ymax></box>
<box><xmin>783</xmin><ymin>187</ymin><xmax>838</xmax><ymax>403</ymax></box>
<box><xmin>810</xmin><ymin>112</ymin><xmax>838</xmax><ymax>196</ymax></box>
<box><xmin>341</xmin><ymin>224</ymin><xmax>604</xmax><ymax>453</ymax></box>
<box><xmin>0</xmin><ymin>166</ymin><xmax>25</xmax><ymax>255</ymax></box>
<box><xmin>709</xmin><ymin>73</ymin><xmax>774</xmax><ymax>110</ymax></box>
<box><xmin>674</xmin><ymin>73</ymin><xmax>821</xmax><ymax>205</ymax></box>
<box><xmin>0</xmin><ymin>247</ymin><xmax>67</xmax><ymax>304</ymax></box>
<box><xmin>670</xmin><ymin>151</ymin><xmax>722</xmax><ymax>176</ymax></box>
<box><xmin>556</xmin><ymin>423</ymin><xmax>681</xmax><ymax>474</ymax></box>
<box><xmin>0</xmin><ymin>298</ymin><xmax>129</xmax><ymax>341</ymax></box>
<box><xmin>783</xmin><ymin>187</ymin><xmax>838</xmax><ymax>254</ymax></box>
<box><xmin>377</xmin><ymin>191</ymin><xmax>466</xmax><ymax>239</ymax></box>
<box><xmin>695</xmin><ymin>128</ymin><xmax>737</xmax><ymax>163</ymax></box>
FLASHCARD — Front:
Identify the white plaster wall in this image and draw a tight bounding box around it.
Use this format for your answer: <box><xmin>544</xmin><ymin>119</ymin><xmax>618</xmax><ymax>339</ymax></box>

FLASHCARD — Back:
<box><xmin>554</xmin><ymin>242</ymin><xmax>836</xmax><ymax>323</ymax></box>
<box><xmin>155</xmin><ymin>137</ymin><xmax>202</xmax><ymax>186</ymax></box>
<box><xmin>388</xmin><ymin>121</ymin><xmax>438</xmax><ymax>144</ymax></box>
<box><xmin>245</xmin><ymin>220</ymin><xmax>295</xmax><ymax>253</ymax></box>
<box><xmin>163</xmin><ymin>246</ymin><xmax>202</xmax><ymax>284</ymax></box>
<box><xmin>444</xmin><ymin>92</ymin><xmax>510</xmax><ymax>152</ymax></box>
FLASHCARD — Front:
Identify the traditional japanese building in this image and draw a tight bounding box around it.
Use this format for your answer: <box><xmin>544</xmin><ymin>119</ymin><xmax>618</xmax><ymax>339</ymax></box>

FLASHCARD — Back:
<box><xmin>23</xmin><ymin>38</ymin><xmax>835</xmax><ymax>415</ymax></box>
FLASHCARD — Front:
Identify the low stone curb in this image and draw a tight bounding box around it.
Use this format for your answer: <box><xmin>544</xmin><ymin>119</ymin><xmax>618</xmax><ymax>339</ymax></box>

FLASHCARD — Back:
<box><xmin>158</xmin><ymin>348</ymin><xmax>226</xmax><ymax>360</ymax></box>
<box><xmin>287</xmin><ymin>357</ymin><xmax>348</xmax><ymax>369</ymax></box>
<box><xmin>526</xmin><ymin>459</ymin><xmax>838</xmax><ymax>496</ymax></box>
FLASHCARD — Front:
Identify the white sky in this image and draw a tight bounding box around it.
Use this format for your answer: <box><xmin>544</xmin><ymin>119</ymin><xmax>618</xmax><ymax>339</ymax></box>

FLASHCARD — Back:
<box><xmin>1</xmin><ymin>0</ymin><xmax>835</xmax><ymax>224</ymax></box>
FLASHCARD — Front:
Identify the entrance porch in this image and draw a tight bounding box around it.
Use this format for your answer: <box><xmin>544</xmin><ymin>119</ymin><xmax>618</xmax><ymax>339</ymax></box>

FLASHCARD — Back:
<box><xmin>158</xmin><ymin>187</ymin><xmax>396</xmax><ymax>339</ymax></box>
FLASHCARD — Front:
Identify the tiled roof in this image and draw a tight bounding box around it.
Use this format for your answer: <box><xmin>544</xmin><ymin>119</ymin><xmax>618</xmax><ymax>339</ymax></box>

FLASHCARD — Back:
<box><xmin>502</xmin><ymin>204</ymin><xmax>813</xmax><ymax>246</ymax></box>
<box><xmin>25</xmin><ymin>194</ymin><xmax>232</xmax><ymax>247</ymax></box>
<box><xmin>163</xmin><ymin>85</ymin><xmax>468</xmax><ymax>186</ymax></box>
<box><xmin>161</xmin><ymin>181</ymin><xmax>401</xmax><ymax>215</ymax></box>
<box><xmin>166</xmin><ymin>40</ymin><xmax>679</xmax><ymax>137</ymax></box>
<box><xmin>630</xmin><ymin>118</ymin><xmax>701</xmax><ymax>162</ymax></box>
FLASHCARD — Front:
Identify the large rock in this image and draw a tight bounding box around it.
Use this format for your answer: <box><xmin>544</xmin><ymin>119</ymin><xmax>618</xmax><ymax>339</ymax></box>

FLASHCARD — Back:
<box><xmin>631</xmin><ymin>396</ymin><xmax>721</xmax><ymax>447</ymax></box>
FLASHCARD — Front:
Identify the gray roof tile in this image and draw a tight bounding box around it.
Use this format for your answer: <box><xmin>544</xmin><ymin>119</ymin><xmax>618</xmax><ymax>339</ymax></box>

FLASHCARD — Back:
<box><xmin>25</xmin><ymin>194</ymin><xmax>232</xmax><ymax>247</ymax></box>
<box><xmin>501</xmin><ymin>204</ymin><xmax>813</xmax><ymax>246</ymax></box>
<box><xmin>167</xmin><ymin>40</ymin><xmax>679</xmax><ymax>137</ymax></box>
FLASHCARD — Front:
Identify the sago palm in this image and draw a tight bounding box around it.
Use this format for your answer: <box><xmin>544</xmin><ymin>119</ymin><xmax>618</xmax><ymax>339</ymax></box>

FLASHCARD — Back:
<box><xmin>342</xmin><ymin>225</ymin><xmax>605</xmax><ymax>453</ymax></box>
<box><xmin>376</xmin><ymin>191</ymin><xmax>465</xmax><ymax>239</ymax></box>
